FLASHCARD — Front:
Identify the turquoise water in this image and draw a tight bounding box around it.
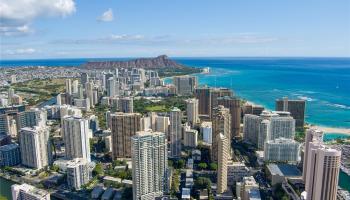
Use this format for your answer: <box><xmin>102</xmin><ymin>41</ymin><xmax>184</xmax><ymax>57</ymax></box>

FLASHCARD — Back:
<box><xmin>2</xmin><ymin>57</ymin><xmax>350</xmax><ymax>129</ymax></box>
<box><xmin>323</xmin><ymin>133</ymin><xmax>350</xmax><ymax>142</ymax></box>
<box><xmin>1</xmin><ymin>57</ymin><xmax>349</xmax><ymax>192</ymax></box>
<box><xmin>173</xmin><ymin>58</ymin><xmax>350</xmax><ymax>129</ymax></box>
<box><xmin>339</xmin><ymin>170</ymin><xmax>350</xmax><ymax>192</ymax></box>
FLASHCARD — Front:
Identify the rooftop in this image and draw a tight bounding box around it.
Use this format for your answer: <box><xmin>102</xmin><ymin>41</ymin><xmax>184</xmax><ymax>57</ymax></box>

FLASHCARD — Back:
<box><xmin>181</xmin><ymin>188</ymin><xmax>191</xmax><ymax>199</ymax></box>
<box><xmin>0</xmin><ymin>143</ymin><xmax>19</xmax><ymax>151</ymax></box>
<box><xmin>267</xmin><ymin>164</ymin><xmax>302</xmax><ymax>177</ymax></box>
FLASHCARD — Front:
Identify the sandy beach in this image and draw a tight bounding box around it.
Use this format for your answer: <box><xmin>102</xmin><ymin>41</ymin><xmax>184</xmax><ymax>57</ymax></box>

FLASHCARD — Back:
<box><xmin>243</xmin><ymin>101</ymin><xmax>350</xmax><ymax>136</ymax></box>
<box><xmin>308</xmin><ymin>125</ymin><xmax>350</xmax><ymax>136</ymax></box>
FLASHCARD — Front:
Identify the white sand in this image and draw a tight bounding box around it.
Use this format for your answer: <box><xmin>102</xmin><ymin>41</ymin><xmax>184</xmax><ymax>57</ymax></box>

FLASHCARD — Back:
<box><xmin>309</xmin><ymin>125</ymin><xmax>350</xmax><ymax>136</ymax></box>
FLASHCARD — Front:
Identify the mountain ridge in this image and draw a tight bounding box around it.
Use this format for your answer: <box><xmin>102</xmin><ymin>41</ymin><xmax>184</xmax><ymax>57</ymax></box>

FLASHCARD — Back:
<box><xmin>82</xmin><ymin>55</ymin><xmax>187</xmax><ymax>70</ymax></box>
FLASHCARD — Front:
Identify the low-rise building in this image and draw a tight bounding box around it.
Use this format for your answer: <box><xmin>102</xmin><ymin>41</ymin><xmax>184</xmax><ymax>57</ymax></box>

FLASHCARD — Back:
<box><xmin>227</xmin><ymin>161</ymin><xmax>250</xmax><ymax>186</ymax></box>
<box><xmin>236</xmin><ymin>176</ymin><xmax>260</xmax><ymax>200</ymax></box>
<box><xmin>184</xmin><ymin>129</ymin><xmax>198</xmax><ymax>148</ymax></box>
<box><xmin>192</xmin><ymin>149</ymin><xmax>201</xmax><ymax>161</ymax></box>
<box><xmin>266</xmin><ymin>164</ymin><xmax>302</xmax><ymax>185</ymax></box>
<box><xmin>91</xmin><ymin>186</ymin><xmax>104</xmax><ymax>199</ymax></box>
<box><xmin>181</xmin><ymin>188</ymin><xmax>191</xmax><ymax>200</ymax></box>
<box><xmin>201</xmin><ymin>122</ymin><xmax>212</xmax><ymax>144</ymax></box>
<box><xmin>66</xmin><ymin>158</ymin><xmax>91</xmax><ymax>190</ymax></box>
<box><xmin>102</xmin><ymin>188</ymin><xmax>116</xmax><ymax>200</ymax></box>
<box><xmin>11</xmin><ymin>183</ymin><xmax>50</xmax><ymax>200</ymax></box>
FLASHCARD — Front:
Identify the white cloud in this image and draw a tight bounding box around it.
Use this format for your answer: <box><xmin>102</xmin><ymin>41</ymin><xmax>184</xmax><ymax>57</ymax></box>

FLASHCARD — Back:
<box><xmin>97</xmin><ymin>8</ymin><xmax>114</xmax><ymax>22</ymax></box>
<box><xmin>49</xmin><ymin>33</ymin><xmax>279</xmax><ymax>47</ymax></box>
<box><xmin>110</xmin><ymin>34</ymin><xmax>144</xmax><ymax>40</ymax></box>
<box><xmin>0</xmin><ymin>0</ymin><xmax>76</xmax><ymax>36</ymax></box>
<box><xmin>0</xmin><ymin>24</ymin><xmax>34</xmax><ymax>36</ymax></box>
<box><xmin>5</xmin><ymin>48</ymin><xmax>37</xmax><ymax>55</ymax></box>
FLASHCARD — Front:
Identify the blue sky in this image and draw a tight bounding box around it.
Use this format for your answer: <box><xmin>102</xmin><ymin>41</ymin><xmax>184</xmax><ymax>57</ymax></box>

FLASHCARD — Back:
<box><xmin>1</xmin><ymin>0</ymin><xmax>350</xmax><ymax>59</ymax></box>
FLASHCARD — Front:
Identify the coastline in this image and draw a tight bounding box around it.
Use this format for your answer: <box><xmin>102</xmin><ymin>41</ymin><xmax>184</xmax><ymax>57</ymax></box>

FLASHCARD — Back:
<box><xmin>165</xmin><ymin>73</ymin><xmax>350</xmax><ymax>138</ymax></box>
<box><xmin>244</xmin><ymin>100</ymin><xmax>350</xmax><ymax>136</ymax></box>
<box><xmin>195</xmin><ymin>73</ymin><xmax>350</xmax><ymax>138</ymax></box>
<box><xmin>310</xmin><ymin>125</ymin><xmax>350</xmax><ymax>136</ymax></box>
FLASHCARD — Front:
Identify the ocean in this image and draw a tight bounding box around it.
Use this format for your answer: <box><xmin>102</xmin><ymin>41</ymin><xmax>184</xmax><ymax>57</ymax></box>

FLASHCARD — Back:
<box><xmin>174</xmin><ymin>58</ymin><xmax>350</xmax><ymax>129</ymax></box>
<box><xmin>2</xmin><ymin>57</ymin><xmax>350</xmax><ymax>129</ymax></box>
<box><xmin>1</xmin><ymin>57</ymin><xmax>349</xmax><ymax>192</ymax></box>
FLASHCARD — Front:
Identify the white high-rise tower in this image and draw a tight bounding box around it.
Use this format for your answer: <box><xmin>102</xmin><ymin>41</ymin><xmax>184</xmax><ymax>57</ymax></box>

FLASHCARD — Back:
<box><xmin>131</xmin><ymin>131</ymin><xmax>167</xmax><ymax>200</ymax></box>
<box><xmin>62</xmin><ymin>116</ymin><xmax>91</xmax><ymax>162</ymax></box>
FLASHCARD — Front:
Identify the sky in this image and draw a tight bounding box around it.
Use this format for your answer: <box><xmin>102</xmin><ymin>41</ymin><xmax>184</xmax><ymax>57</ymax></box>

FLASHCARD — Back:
<box><xmin>0</xmin><ymin>0</ymin><xmax>350</xmax><ymax>59</ymax></box>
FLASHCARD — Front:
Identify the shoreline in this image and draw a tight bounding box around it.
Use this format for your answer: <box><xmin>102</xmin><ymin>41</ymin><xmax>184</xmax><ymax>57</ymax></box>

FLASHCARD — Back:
<box><xmin>166</xmin><ymin>73</ymin><xmax>350</xmax><ymax>137</ymax></box>
<box><xmin>166</xmin><ymin>71</ymin><xmax>350</xmax><ymax>138</ymax></box>
<box><xmin>310</xmin><ymin>125</ymin><xmax>350</xmax><ymax>136</ymax></box>
<box><xmin>217</xmin><ymin>82</ymin><xmax>350</xmax><ymax>137</ymax></box>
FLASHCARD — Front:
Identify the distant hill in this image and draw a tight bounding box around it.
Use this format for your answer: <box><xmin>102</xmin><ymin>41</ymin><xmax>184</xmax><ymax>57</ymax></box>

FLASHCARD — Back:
<box><xmin>82</xmin><ymin>55</ymin><xmax>187</xmax><ymax>70</ymax></box>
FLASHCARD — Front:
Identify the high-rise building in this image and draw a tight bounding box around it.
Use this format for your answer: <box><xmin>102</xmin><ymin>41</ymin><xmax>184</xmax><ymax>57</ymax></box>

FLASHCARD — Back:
<box><xmin>74</xmin><ymin>98</ymin><xmax>90</xmax><ymax>111</ymax></box>
<box><xmin>212</xmin><ymin>105</ymin><xmax>231</xmax><ymax>162</ymax></box>
<box><xmin>104</xmin><ymin>73</ymin><xmax>114</xmax><ymax>90</ymax></box>
<box><xmin>173</xmin><ymin>75</ymin><xmax>198</xmax><ymax>96</ymax></box>
<box><xmin>111</xmin><ymin>112</ymin><xmax>141</xmax><ymax>159</ymax></box>
<box><xmin>10</xmin><ymin>75</ymin><xmax>17</xmax><ymax>84</ymax></box>
<box><xmin>243</xmin><ymin>114</ymin><xmax>264</xmax><ymax>147</ymax></box>
<box><xmin>194</xmin><ymin>87</ymin><xmax>211</xmax><ymax>115</ymax></box>
<box><xmin>141</xmin><ymin>116</ymin><xmax>152</xmax><ymax>131</ymax></box>
<box><xmin>72</xmin><ymin>80</ymin><xmax>79</xmax><ymax>94</ymax></box>
<box><xmin>268</xmin><ymin>112</ymin><xmax>295</xmax><ymax>140</ymax></box>
<box><xmin>62</xmin><ymin>116</ymin><xmax>91</xmax><ymax>162</ymax></box>
<box><xmin>243</xmin><ymin>111</ymin><xmax>295</xmax><ymax>149</ymax></box>
<box><xmin>218</xmin><ymin>96</ymin><xmax>241</xmax><ymax>138</ymax></box>
<box><xmin>210</xmin><ymin>88</ymin><xmax>233</xmax><ymax>118</ymax></box>
<box><xmin>59</xmin><ymin>105</ymin><xmax>82</xmax><ymax>121</ymax></box>
<box><xmin>201</xmin><ymin>121</ymin><xmax>212</xmax><ymax>144</ymax></box>
<box><xmin>169</xmin><ymin>107</ymin><xmax>182</xmax><ymax>158</ymax></box>
<box><xmin>186</xmin><ymin>98</ymin><xmax>199</xmax><ymax>126</ymax></box>
<box><xmin>264</xmin><ymin>138</ymin><xmax>300</xmax><ymax>162</ymax></box>
<box><xmin>217</xmin><ymin>133</ymin><xmax>229</xmax><ymax>194</ymax></box>
<box><xmin>85</xmin><ymin>81</ymin><xmax>95</xmax><ymax>108</ymax></box>
<box><xmin>92</xmin><ymin>88</ymin><xmax>99</xmax><ymax>106</ymax></box>
<box><xmin>305</xmin><ymin>143</ymin><xmax>341</xmax><ymax>200</ymax></box>
<box><xmin>81</xmin><ymin>72</ymin><xmax>89</xmax><ymax>85</ymax></box>
<box><xmin>302</xmin><ymin>128</ymin><xmax>324</xmax><ymax>181</ymax></box>
<box><xmin>119</xmin><ymin>97</ymin><xmax>133</xmax><ymax>113</ymax></box>
<box><xmin>184</xmin><ymin>129</ymin><xmax>198</xmax><ymax>148</ymax></box>
<box><xmin>12</xmin><ymin>183</ymin><xmax>50</xmax><ymax>200</ymax></box>
<box><xmin>0</xmin><ymin>143</ymin><xmax>21</xmax><ymax>167</ymax></box>
<box><xmin>65</xmin><ymin>79</ymin><xmax>72</xmax><ymax>95</ymax></box>
<box><xmin>66</xmin><ymin>158</ymin><xmax>91</xmax><ymax>190</ymax></box>
<box><xmin>155</xmin><ymin>116</ymin><xmax>169</xmax><ymax>137</ymax></box>
<box><xmin>194</xmin><ymin>87</ymin><xmax>233</xmax><ymax>117</ymax></box>
<box><xmin>242</xmin><ymin>103</ymin><xmax>265</xmax><ymax>116</ymax></box>
<box><xmin>8</xmin><ymin>88</ymin><xmax>14</xmax><ymax>105</ymax></box>
<box><xmin>78</xmin><ymin>84</ymin><xmax>84</xmax><ymax>99</ymax></box>
<box><xmin>0</xmin><ymin>114</ymin><xmax>10</xmax><ymax>135</ymax></box>
<box><xmin>276</xmin><ymin>97</ymin><xmax>306</xmax><ymax>128</ymax></box>
<box><xmin>107</xmin><ymin>78</ymin><xmax>120</xmax><ymax>97</ymax></box>
<box><xmin>131</xmin><ymin>131</ymin><xmax>167</xmax><ymax>200</ymax></box>
<box><xmin>19</xmin><ymin>126</ymin><xmax>52</xmax><ymax>169</ymax></box>
<box><xmin>17</xmin><ymin>108</ymin><xmax>47</xmax><ymax>129</ymax></box>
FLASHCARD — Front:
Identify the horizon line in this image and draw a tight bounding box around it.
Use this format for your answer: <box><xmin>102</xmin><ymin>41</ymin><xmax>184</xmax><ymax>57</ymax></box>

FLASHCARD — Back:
<box><xmin>1</xmin><ymin>55</ymin><xmax>350</xmax><ymax>62</ymax></box>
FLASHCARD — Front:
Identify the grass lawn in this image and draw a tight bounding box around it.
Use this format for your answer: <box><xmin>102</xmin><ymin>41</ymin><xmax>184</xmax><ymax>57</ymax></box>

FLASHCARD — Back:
<box><xmin>9</xmin><ymin>78</ymin><xmax>67</xmax><ymax>106</ymax></box>
<box><xmin>145</xmin><ymin>105</ymin><xmax>168</xmax><ymax>112</ymax></box>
